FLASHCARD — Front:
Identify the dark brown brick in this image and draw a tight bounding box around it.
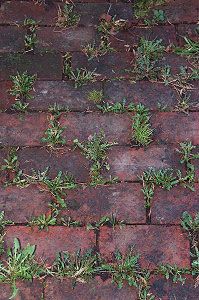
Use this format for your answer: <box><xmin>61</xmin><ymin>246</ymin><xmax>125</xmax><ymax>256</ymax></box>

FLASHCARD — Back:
<box><xmin>37</xmin><ymin>27</ymin><xmax>98</xmax><ymax>52</ymax></box>
<box><xmin>0</xmin><ymin>184</ymin><xmax>52</xmax><ymax>223</ymax></box>
<box><xmin>151</xmin><ymin>185</ymin><xmax>199</xmax><ymax>225</ymax></box>
<box><xmin>45</xmin><ymin>277</ymin><xmax>138</xmax><ymax>300</ymax></box>
<box><xmin>190</xmin><ymin>81</ymin><xmax>199</xmax><ymax>111</ymax></box>
<box><xmin>158</xmin><ymin>53</ymin><xmax>192</xmax><ymax>75</ymax></box>
<box><xmin>60</xmin><ymin>112</ymin><xmax>132</xmax><ymax>145</ymax></box>
<box><xmin>4</xmin><ymin>226</ymin><xmax>96</xmax><ymax>263</ymax></box>
<box><xmin>30</xmin><ymin>81</ymin><xmax>102</xmax><ymax>111</ymax></box>
<box><xmin>0</xmin><ymin>52</ymin><xmax>63</xmax><ymax>80</ymax></box>
<box><xmin>62</xmin><ymin>183</ymin><xmax>146</xmax><ymax>224</ymax></box>
<box><xmin>110</xmin><ymin>25</ymin><xmax>177</xmax><ymax>50</ymax></box>
<box><xmin>0</xmin><ymin>26</ymin><xmax>26</xmax><ymax>52</ymax></box>
<box><xmin>176</xmin><ymin>24</ymin><xmax>199</xmax><ymax>46</ymax></box>
<box><xmin>106</xmin><ymin>146</ymin><xmax>181</xmax><ymax>182</ymax></box>
<box><xmin>0</xmin><ymin>280</ymin><xmax>43</xmax><ymax>300</ymax></box>
<box><xmin>152</xmin><ymin>112</ymin><xmax>199</xmax><ymax>145</ymax></box>
<box><xmin>0</xmin><ymin>113</ymin><xmax>48</xmax><ymax>146</ymax></box>
<box><xmin>18</xmin><ymin>147</ymin><xmax>90</xmax><ymax>183</ymax></box>
<box><xmin>150</xmin><ymin>275</ymin><xmax>199</xmax><ymax>300</ymax></box>
<box><xmin>0</xmin><ymin>81</ymin><xmax>14</xmax><ymax>111</ymax></box>
<box><xmin>71</xmin><ymin>52</ymin><xmax>134</xmax><ymax>79</ymax></box>
<box><xmin>104</xmin><ymin>80</ymin><xmax>177</xmax><ymax>110</ymax></box>
<box><xmin>99</xmin><ymin>226</ymin><xmax>190</xmax><ymax>269</ymax></box>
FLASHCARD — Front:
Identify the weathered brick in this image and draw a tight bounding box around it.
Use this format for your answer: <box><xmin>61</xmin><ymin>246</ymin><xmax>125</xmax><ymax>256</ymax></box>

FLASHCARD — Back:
<box><xmin>4</xmin><ymin>226</ymin><xmax>96</xmax><ymax>263</ymax></box>
<box><xmin>32</xmin><ymin>81</ymin><xmax>102</xmax><ymax>111</ymax></box>
<box><xmin>99</xmin><ymin>226</ymin><xmax>190</xmax><ymax>269</ymax></box>
<box><xmin>71</xmin><ymin>52</ymin><xmax>134</xmax><ymax>79</ymax></box>
<box><xmin>0</xmin><ymin>148</ymin><xmax>8</xmax><ymax>183</ymax></box>
<box><xmin>151</xmin><ymin>185</ymin><xmax>199</xmax><ymax>225</ymax></box>
<box><xmin>0</xmin><ymin>113</ymin><xmax>48</xmax><ymax>146</ymax></box>
<box><xmin>0</xmin><ymin>26</ymin><xmax>26</xmax><ymax>52</ymax></box>
<box><xmin>162</xmin><ymin>0</ymin><xmax>199</xmax><ymax>24</ymax></box>
<box><xmin>106</xmin><ymin>146</ymin><xmax>181</xmax><ymax>182</ymax></box>
<box><xmin>190</xmin><ymin>81</ymin><xmax>199</xmax><ymax>111</ymax></box>
<box><xmin>45</xmin><ymin>277</ymin><xmax>138</xmax><ymax>300</ymax></box>
<box><xmin>158</xmin><ymin>53</ymin><xmax>192</xmax><ymax>74</ymax></box>
<box><xmin>0</xmin><ymin>52</ymin><xmax>63</xmax><ymax>80</ymax></box>
<box><xmin>0</xmin><ymin>81</ymin><xmax>14</xmax><ymax>111</ymax></box>
<box><xmin>104</xmin><ymin>80</ymin><xmax>177</xmax><ymax>110</ymax></box>
<box><xmin>150</xmin><ymin>275</ymin><xmax>199</xmax><ymax>300</ymax></box>
<box><xmin>110</xmin><ymin>25</ymin><xmax>177</xmax><ymax>50</ymax></box>
<box><xmin>18</xmin><ymin>147</ymin><xmax>90</xmax><ymax>183</ymax></box>
<box><xmin>0</xmin><ymin>280</ymin><xmax>43</xmax><ymax>300</ymax></box>
<box><xmin>62</xmin><ymin>183</ymin><xmax>146</xmax><ymax>224</ymax></box>
<box><xmin>37</xmin><ymin>27</ymin><xmax>98</xmax><ymax>52</ymax></box>
<box><xmin>0</xmin><ymin>184</ymin><xmax>52</xmax><ymax>223</ymax></box>
<box><xmin>60</xmin><ymin>112</ymin><xmax>132</xmax><ymax>145</ymax></box>
<box><xmin>152</xmin><ymin>112</ymin><xmax>199</xmax><ymax>145</ymax></box>
<box><xmin>176</xmin><ymin>24</ymin><xmax>199</xmax><ymax>46</ymax></box>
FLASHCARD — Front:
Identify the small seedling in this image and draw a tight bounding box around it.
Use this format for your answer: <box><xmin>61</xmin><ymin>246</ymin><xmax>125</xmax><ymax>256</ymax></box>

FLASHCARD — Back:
<box><xmin>144</xmin><ymin>9</ymin><xmax>165</xmax><ymax>25</ymax></box>
<box><xmin>41</xmin><ymin>117</ymin><xmax>66</xmax><ymax>149</ymax></box>
<box><xmin>157</xmin><ymin>264</ymin><xmax>189</xmax><ymax>284</ymax></box>
<box><xmin>88</xmin><ymin>90</ymin><xmax>103</xmax><ymax>103</ymax></box>
<box><xmin>0</xmin><ymin>238</ymin><xmax>42</xmax><ymax>299</ymax></box>
<box><xmin>23</xmin><ymin>18</ymin><xmax>38</xmax><ymax>52</ymax></box>
<box><xmin>56</xmin><ymin>3</ymin><xmax>80</xmax><ymax>28</ymax></box>
<box><xmin>131</xmin><ymin>37</ymin><xmax>165</xmax><ymax>80</ymax></box>
<box><xmin>87</xmin><ymin>214</ymin><xmax>125</xmax><ymax>231</ymax></box>
<box><xmin>9</xmin><ymin>72</ymin><xmax>36</xmax><ymax>101</ymax></box>
<box><xmin>61</xmin><ymin>217</ymin><xmax>82</xmax><ymax>228</ymax></box>
<box><xmin>134</xmin><ymin>0</ymin><xmax>165</xmax><ymax>19</ymax></box>
<box><xmin>28</xmin><ymin>205</ymin><xmax>59</xmax><ymax>231</ymax></box>
<box><xmin>74</xmin><ymin>131</ymin><xmax>117</xmax><ymax>186</ymax></box>
<box><xmin>82</xmin><ymin>39</ymin><xmax>114</xmax><ymax>60</ymax></box>
<box><xmin>51</xmin><ymin>249</ymin><xmax>99</xmax><ymax>283</ymax></box>
<box><xmin>1</xmin><ymin>148</ymin><xmax>19</xmax><ymax>172</ymax></box>
<box><xmin>132</xmin><ymin>104</ymin><xmax>153</xmax><ymax>147</ymax></box>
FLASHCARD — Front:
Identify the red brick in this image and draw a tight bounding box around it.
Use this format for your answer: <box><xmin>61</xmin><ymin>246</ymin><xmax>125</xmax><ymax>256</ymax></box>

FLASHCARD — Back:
<box><xmin>30</xmin><ymin>81</ymin><xmax>102</xmax><ymax>111</ymax></box>
<box><xmin>0</xmin><ymin>53</ymin><xmax>63</xmax><ymax>80</ymax></box>
<box><xmin>110</xmin><ymin>25</ymin><xmax>177</xmax><ymax>50</ymax></box>
<box><xmin>0</xmin><ymin>113</ymin><xmax>48</xmax><ymax>146</ymax></box>
<box><xmin>152</xmin><ymin>112</ymin><xmax>199</xmax><ymax>145</ymax></box>
<box><xmin>37</xmin><ymin>27</ymin><xmax>98</xmax><ymax>52</ymax></box>
<box><xmin>71</xmin><ymin>52</ymin><xmax>134</xmax><ymax>80</ymax></box>
<box><xmin>104</xmin><ymin>80</ymin><xmax>177</xmax><ymax>110</ymax></box>
<box><xmin>18</xmin><ymin>147</ymin><xmax>90</xmax><ymax>183</ymax></box>
<box><xmin>0</xmin><ymin>1</ymin><xmax>59</xmax><ymax>25</ymax></box>
<box><xmin>176</xmin><ymin>24</ymin><xmax>199</xmax><ymax>46</ymax></box>
<box><xmin>45</xmin><ymin>277</ymin><xmax>138</xmax><ymax>300</ymax></box>
<box><xmin>60</xmin><ymin>112</ymin><xmax>132</xmax><ymax>145</ymax></box>
<box><xmin>190</xmin><ymin>81</ymin><xmax>199</xmax><ymax>111</ymax></box>
<box><xmin>151</xmin><ymin>184</ymin><xmax>199</xmax><ymax>225</ymax></box>
<box><xmin>4</xmin><ymin>226</ymin><xmax>96</xmax><ymax>263</ymax></box>
<box><xmin>0</xmin><ymin>26</ymin><xmax>26</xmax><ymax>52</ymax></box>
<box><xmin>106</xmin><ymin>146</ymin><xmax>181</xmax><ymax>182</ymax></box>
<box><xmin>150</xmin><ymin>275</ymin><xmax>199</xmax><ymax>300</ymax></box>
<box><xmin>162</xmin><ymin>0</ymin><xmax>199</xmax><ymax>24</ymax></box>
<box><xmin>0</xmin><ymin>81</ymin><xmax>14</xmax><ymax>111</ymax></box>
<box><xmin>99</xmin><ymin>226</ymin><xmax>190</xmax><ymax>269</ymax></box>
<box><xmin>158</xmin><ymin>53</ymin><xmax>192</xmax><ymax>75</ymax></box>
<box><xmin>0</xmin><ymin>280</ymin><xmax>43</xmax><ymax>300</ymax></box>
<box><xmin>62</xmin><ymin>183</ymin><xmax>146</xmax><ymax>224</ymax></box>
<box><xmin>0</xmin><ymin>184</ymin><xmax>52</xmax><ymax>223</ymax></box>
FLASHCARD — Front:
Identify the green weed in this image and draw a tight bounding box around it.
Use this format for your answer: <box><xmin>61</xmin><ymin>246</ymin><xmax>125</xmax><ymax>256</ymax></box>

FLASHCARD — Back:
<box><xmin>175</xmin><ymin>37</ymin><xmax>199</xmax><ymax>62</ymax></box>
<box><xmin>9</xmin><ymin>72</ymin><xmax>36</xmax><ymax>101</ymax></box>
<box><xmin>23</xmin><ymin>18</ymin><xmax>38</xmax><ymax>52</ymax></box>
<box><xmin>56</xmin><ymin>4</ymin><xmax>80</xmax><ymax>28</ymax></box>
<box><xmin>157</xmin><ymin>264</ymin><xmax>189</xmax><ymax>284</ymax></box>
<box><xmin>88</xmin><ymin>90</ymin><xmax>103</xmax><ymax>103</ymax></box>
<box><xmin>144</xmin><ymin>9</ymin><xmax>166</xmax><ymax>26</ymax></box>
<box><xmin>87</xmin><ymin>214</ymin><xmax>125</xmax><ymax>231</ymax></box>
<box><xmin>82</xmin><ymin>39</ymin><xmax>114</xmax><ymax>60</ymax></box>
<box><xmin>97</xmin><ymin>99</ymin><xmax>135</xmax><ymax>113</ymax></box>
<box><xmin>134</xmin><ymin>0</ymin><xmax>165</xmax><ymax>19</ymax></box>
<box><xmin>1</xmin><ymin>148</ymin><xmax>19</xmax><ymax>172</ymax></box>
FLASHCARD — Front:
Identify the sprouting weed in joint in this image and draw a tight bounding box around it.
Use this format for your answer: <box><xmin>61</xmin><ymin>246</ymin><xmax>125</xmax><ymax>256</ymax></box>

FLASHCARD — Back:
<box><xmin>28</xmin><ymin>206</ymin><xmax>59</xmax><ymax>231</ymax></box>
<box><xmin>63</xmin><ymin>53</ymin><xmax>97</xmax><ymax>88</ymax></box>
<box><xmin>56</xmin><ymin>3</ymin><xmax>80</xmax><ymax>28</ymax></box>
<box><xmin>74</xmin><ymin>131</ymin><xmax>117</xmax><ymax>186</ymax></box>
<box><xmin>82</xmin><ymin>39</ymin><xmax>114</xmax><ymax>60</ymax></box>
<box><xmin>175</xmin><ymin>37</ymin><xmax>199</xmax><ymax>66</ymax></box>
<box><xmin>87</xmin><ymin>90</ymin><xmax>103</xmax><ymax>103</ymax></box>
<box><xmin>131</xmin><ymin>37</ymin><xmax>165</xmax><ymax>81</ymax></box>
<box><xmin>132</xmin><ymin>104</ymin><xmax>153</xmax><ymax>147</ymax></box>
<box><xmin>87</xmin><ymin>214</ymin><xmax>125</xmax><ymax>231</ymax></box>
<box><xmin>144</xmin><ymin>9</ymin><xmax>166</xmax><ymax>26</ymax></box>
<box><xmin>60</xmin><ymin>216</ymin><xmax>82</xmax><ymax>228</ymax></box>
<box><xmin>1</xmin><ymin>148</ymin><xmax>19</xmax><ymax>172</ymax></box>
<box><xmin>134</xmin><ymin>0</ymin><xmax>166</xmax><ymax>19</ymax></box>
<box><xmin>97</xmin><ymin>99</ymin><xmax>135</xmax><ymax>114</ymax></box>
<box><xmin>23</xmin><ymin>18</ymin><xmax>38</xmax><ymax>52</ymax></box>
<box><xmin>41</xmin><ymin>105</ymin><xmax>66</xmax><ymax>149</ymax></box>
<box><xmin>0</xmin><ymin>211</ymin><xmax>14</xmax><ymax>255</ymax></box>
<box><xmin>156</xmin><ymin>264</ymin><xmax>190</xmax><ymax>284</ymax></box>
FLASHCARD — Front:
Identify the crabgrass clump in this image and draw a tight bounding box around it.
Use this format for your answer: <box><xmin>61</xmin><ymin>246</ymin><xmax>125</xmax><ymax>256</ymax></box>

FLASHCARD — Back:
<box><xmin>132</xmin><ymin>104</ymin><xmax>153</xmax><ymax>147</ymax></box>
<box><xmin>0</xmin><ymin>238</ymin><xmax>42</xmax><ymax>299</ymax></box>
<box><xmin>9</xmin><ymin>72</ymin><xmax>36</xmax><ymax>112</ymax></box>
<box><xmin>41</xmin><ymin>104</ymin><xmax>66</xmax><ymax>149</ymax></box>
<box><xmin>28</xmin><ymin>205</ymin><xmax>59</xmax><ymax>231</ymax></box>
<box><xmin>132</xmin><ymin>37</ymin><xmax>165</xmax><ymax>80</ymax></box>
<box><xmin>74</xmin><ymin>132</ymin><xmax>117</xmax><ymax>186</ymax></box>
<box><xmin>134</xmin><ymin>0</ymin><xmax>166</xmax><ymax>19</ymax></box>
<box><xmin>87</xmin><ymin>214</ymin><xmax>125</xmax><ymax>231</ymax></box>
<box><xmin>100</xmin><ymin>248</ymin><xmax>153</xmax><ymax>299</ymax></box>
<box><xmin>156</xmin><ymin>264</ymin><xmax>189</xmax><ymax>284</ymax></box>
<box><xmin>51</xmin><ymin>249</ymin><xmax>99</xmax><ymax>284</ymax></box>
<box><xmin>175</xmin><ymin>37</ymin><xmax>199</xmax><ymax>65</ymax></box>
<box><xmin>88</xmin><ymin>90</ymin><xmax>103</xmax><ymax>103</ymax></box>
<box><xmin>1</xmin><ymin>148</ymin><xmax>19</xmax><ymax>172</ymax></box>
<box><xmin>56</xmin><ymin>3</ymin><xmax>80</xmax><ymax>28</ymax></box>
<box><xmin>63</xmin><ymin>53</ymin><xmax>97</xmax><ymax>88</ymax></box>
<box><xmin>23</xmin><ymin>18</ymin><xmax>38</xmax><ymax>52</ymax></box>
<box><xmin>97</xmin><ymin>99</ymin><xmax>135</xmax><ymax>114</ymax></box>
<box><xmin>82</xmin><ymin>39</ymin><xmax>114</xmax><ymax>60</ymax></box>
